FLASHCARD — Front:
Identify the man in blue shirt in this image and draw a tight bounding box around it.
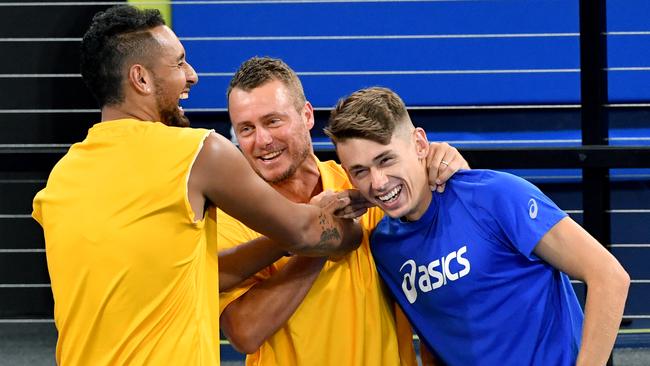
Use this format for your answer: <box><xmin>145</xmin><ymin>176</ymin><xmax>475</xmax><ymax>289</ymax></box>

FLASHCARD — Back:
<box><xmin>324</xmin><ymin>87</ymin><xmax>630</xmax><ymax>366</ymax></box>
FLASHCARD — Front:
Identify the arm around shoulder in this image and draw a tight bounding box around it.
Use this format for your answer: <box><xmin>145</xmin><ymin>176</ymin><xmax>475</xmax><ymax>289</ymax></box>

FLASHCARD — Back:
<box><xmin>191</xmin><ymin>132</ymin><xmax>362</xmax><ymax>256</ymax></box>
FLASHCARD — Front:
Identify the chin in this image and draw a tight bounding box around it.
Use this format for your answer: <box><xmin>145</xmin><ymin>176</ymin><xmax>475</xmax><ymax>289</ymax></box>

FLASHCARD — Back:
<box><xmin>161</xmin><ymin>109</ymin><xmax>190</xmax><ymax>127</ymax></box>
<box><xmin>169</xmin><ymin>115</ymin><xmax>190</xmax><ymax>128</ymax></box>
<box><xmin>384</xmin><ymin>209</ymin><xmax>405</xmax><ymax>219</ymax></box>
<box><xmin>382</xmin><ymin>203</ymin><xmax>413</xmax><ymax>220</ymax></box>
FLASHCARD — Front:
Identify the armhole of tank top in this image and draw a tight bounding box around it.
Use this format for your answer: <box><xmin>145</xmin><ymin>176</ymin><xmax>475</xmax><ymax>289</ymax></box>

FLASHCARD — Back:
<box><xmin>184</xmin><ymin>129</ymin><xmax>214</xmax><ymax>227</ymax></box>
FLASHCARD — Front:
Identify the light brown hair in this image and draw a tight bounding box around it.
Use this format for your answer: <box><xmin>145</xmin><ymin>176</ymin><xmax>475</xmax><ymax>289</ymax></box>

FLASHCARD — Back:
<box><xmin>227</xmin><ymin>56</ymin><xmax>306</xmax><ymax>112</ymax></box>
<box><xmin>325</xmin><ymin>87</ymin><xmax>411</xmax><ymax>145</ymax></box>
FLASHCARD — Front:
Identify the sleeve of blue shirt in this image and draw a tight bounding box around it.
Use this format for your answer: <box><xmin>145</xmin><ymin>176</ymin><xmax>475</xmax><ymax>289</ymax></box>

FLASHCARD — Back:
<box><xmin>468</xmin><ymin>170</ymin><xmax>568</xmax><ymax>259</ymax></box>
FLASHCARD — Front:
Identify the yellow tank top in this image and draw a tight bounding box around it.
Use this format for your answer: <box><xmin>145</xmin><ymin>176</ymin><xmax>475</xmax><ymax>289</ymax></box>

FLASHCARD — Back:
<box><xmin>217</xmin><ymin>159</ymin><xmax>416</xmax><ymax>366</ymax></box>
<box><xmin>32</xmin><ymin>119</ymin><xmax>219</xmax><ymax>365</ymax></box>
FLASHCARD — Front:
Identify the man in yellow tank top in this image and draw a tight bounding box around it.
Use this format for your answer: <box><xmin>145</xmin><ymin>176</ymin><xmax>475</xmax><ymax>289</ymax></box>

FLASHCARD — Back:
<box><xmin>32</xmin><ymin>7</ymin><xmax>363</xmax><ymax>365</ymax></box>
<box><xmin>218</xmin><ymin>57</ymin><xmax>469</xmax><ymax>365</ymax></box>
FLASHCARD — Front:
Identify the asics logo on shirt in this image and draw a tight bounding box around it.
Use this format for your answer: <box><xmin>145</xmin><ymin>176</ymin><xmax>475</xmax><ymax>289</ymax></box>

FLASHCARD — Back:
<box><xmin>399</xmin><ymin>246</ymin><xmax>471</xmax><ymax>304</ymax></box>
<box><xmin>528</xmin><ymin>198</ymin><xmax>538</xmax><ymax>219</ymax></box>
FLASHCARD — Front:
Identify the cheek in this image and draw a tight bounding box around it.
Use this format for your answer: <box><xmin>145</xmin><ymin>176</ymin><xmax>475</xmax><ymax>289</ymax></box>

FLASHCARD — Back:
<box><xmin>237</xmin><ymin>138</ymin><xmax>256</xmax><ymax>155</ymax></box>
<box><xmin>351</xmin><ymin>177</ymin><xmax>370</xmax><ymax>194</ymax></box>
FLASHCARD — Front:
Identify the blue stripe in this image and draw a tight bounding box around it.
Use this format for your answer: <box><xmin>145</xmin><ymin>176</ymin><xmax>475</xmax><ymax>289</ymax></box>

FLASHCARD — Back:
<box><xmin>608</xmin><ymin>35</ymin><xmax>650</xmax><ymax>67</ymax></box>
<box><xmin>173</xmin><ymin>1</ymin><xmax>579</xmax><ymax>37</ymax></box>
<box><xmin>607</xmin><ymin>0</ymin><xmax>650</xmax><ymax>32</ymax></box>
<box><xmin>609</xmin><ymin>71</ymin><xmax>650</xmax><ymax>102</ymax></box>
<box><xmin>183</xmin><ymin>37</ymin><xmax>580</xmax><ymax>73</ymax></box>
<box><xmin>183</xmin><ymin>73</ymin><xmax>581</xmax><ymax>108</ymax></box>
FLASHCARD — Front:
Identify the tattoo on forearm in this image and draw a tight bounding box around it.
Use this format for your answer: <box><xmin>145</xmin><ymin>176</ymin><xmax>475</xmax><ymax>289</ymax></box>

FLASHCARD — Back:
<box><xmin>318</xmin><ymin>212</ymin><xmax>341</xmax><ymax>249</ymax></box>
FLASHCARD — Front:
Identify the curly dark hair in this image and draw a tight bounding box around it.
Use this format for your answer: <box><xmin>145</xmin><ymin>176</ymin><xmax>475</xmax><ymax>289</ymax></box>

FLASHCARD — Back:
<box><xmin>80</xmin><ymin>5</ymin><xmax>165</xmax><ymax>107</ymax></box>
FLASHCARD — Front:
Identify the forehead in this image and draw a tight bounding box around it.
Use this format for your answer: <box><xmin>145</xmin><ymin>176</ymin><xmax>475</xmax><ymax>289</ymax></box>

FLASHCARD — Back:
<box><xmin>229</xmin><ymin>80</ymin><xmax>296</xmax><ymax>123</ymax></box>
<box><xmin>337</xmin><ymin>133</ymin><xmax>413</xmax><ymax>168</ymax></box>
<box><xmin>336</xmin><ymin>138</ymin><xmax>390</xmax><ymax>168</ymax></box>
<box><xmin>148</xmin><ymin>25</ymin><xmax>184</xmax><ymax>57</ymax></box>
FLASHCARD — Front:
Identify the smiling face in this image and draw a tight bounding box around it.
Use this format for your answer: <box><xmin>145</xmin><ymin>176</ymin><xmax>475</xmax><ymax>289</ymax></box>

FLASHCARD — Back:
<box><xmin>337</xmin><ymin>126</ymin><xmax>432</xmax><ymax>221</ymax></box>
<box><xmin>228</xmin><ymin>79</ymin><xmax>314</xmax><ymax>183</ymax></box>
<box><xmin>148</xmin><ymin>25</ymin><xmax>198</xmax><ymax>127</ymax></box>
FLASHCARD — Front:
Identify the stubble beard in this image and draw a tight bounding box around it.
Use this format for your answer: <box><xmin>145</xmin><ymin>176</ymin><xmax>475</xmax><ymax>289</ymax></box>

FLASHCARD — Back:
<box><xmin>154</xmin><ymin>77</ymin><xmax>190</xmax><ymax>128</ymax></box>
<box><xmin>257</xmin><ymin>135</ymin><xmax>312</xmax><ymax>185</ymax></box>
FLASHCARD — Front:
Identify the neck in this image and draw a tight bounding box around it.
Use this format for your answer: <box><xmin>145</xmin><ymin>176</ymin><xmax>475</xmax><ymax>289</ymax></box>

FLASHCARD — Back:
<box><xmin>403</xmin><ymin>161</ymin><xmax>434</xmax><ymax>221</ymax></box>
<box><xmin>271</xmin><ymin>155</ymin><xmax>322</xmax><ymax>203</ymax></box>
<box><xmin>101</xmin><ymin>97</ymin><xmax>161</xmax><ymax>123</ymax></box>
<box><xmin>403</xmin><ymin>187</ymin><xmax>432</xmax><ymax>222</ymax></box>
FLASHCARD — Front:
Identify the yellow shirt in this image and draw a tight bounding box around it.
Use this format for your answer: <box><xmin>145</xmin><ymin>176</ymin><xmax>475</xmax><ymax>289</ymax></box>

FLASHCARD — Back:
<box><xmin>32</xmin><ymin>119</ymin><xmax>220</xmax><ymax>365</ymax></box>
<box><xmin>217</xmin><ymin>158</ymin><xmax>416</xmax><ymax>366</ymax></box>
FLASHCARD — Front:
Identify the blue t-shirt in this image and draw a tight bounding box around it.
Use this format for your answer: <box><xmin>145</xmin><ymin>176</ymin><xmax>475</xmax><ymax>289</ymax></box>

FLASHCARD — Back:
<box><xmin>371</xmin><ymin>170</ymin><xmax>583</xmax><ymax>366</ymax></box>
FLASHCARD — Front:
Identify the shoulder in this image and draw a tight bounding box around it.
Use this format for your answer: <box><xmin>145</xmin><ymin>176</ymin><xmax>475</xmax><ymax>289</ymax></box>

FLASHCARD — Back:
<box><xmin>194</xmin><ymin>132</ymin><xmax>244</xmax><ymax>173</ymax></box>
<box><xmin>198</xmin><ymin>131</ymin><xmax>230</xmax><ymax>154</ymax></box>
<box><xmin>317</xmin><ymin>159</ymin><xmax>344</xmax><ymax>173</ymax></box>
<box><xmin>371</xmin><ymin>214</ymin><xmax>402</xmax><ymax>239</ymax></box>
<box><xmin>317</xmin><ymin>159</ymin><xmax>352</xmax><ymax>189</ymax></box>
<box><xmin>450</xmin><ymin>169</ymin><xmax>538</xmax><ymax>197</ymax></box>
<box><xmin>150</xmin><ymin>122</ymin><xmax>211</xmax><ymax>141</ymax></box>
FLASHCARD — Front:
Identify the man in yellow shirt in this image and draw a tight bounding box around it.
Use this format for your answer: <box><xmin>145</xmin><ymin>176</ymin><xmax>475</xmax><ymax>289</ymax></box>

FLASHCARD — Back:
<box><xmin>219</xmin><ymin>57</ymin><xmax>469</xmax><ymax>365</ymax></box>
<box><xmin>33</xmin><ymin>7</ymin><xmax>361</xmax><ymax>365</ymax></box>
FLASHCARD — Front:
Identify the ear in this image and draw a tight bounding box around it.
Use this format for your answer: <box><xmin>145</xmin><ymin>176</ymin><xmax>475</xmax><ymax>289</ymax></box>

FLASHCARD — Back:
<box><xmin>128</xmin><ymin>64</ymin><xmax>153</xmax><ymax>96</ymax></box>
<box><xmin>414</xmin><ymin>127</ymin><xmax>429</xmax><ymax>159</ymax></box>
<box><xmin>302</xmin><ymin>101</ymin><xmax>315</xmax><ymax>130</ymax></box>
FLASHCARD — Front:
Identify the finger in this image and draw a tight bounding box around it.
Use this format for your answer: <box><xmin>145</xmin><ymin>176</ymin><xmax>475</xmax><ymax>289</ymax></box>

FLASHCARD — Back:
<box><xmin>427</xmin><ymin>142</ymin><xmax>449</xmax><ymax>187</ymax></box>
<box><xmin>336</xmin><ymin>206</ymin><xmax>368</xmax><ymax>220</ymax></box>
<box><xmin>325</xmin><ymin>196</ymin><xmax>352</xmax><ymax>212</ymax></box>
<box><xmin>341</xmin><ymin>189</ymin><xmax>368</xmax><ymax>205</ymax></box>
<box><xmin>435</xmin><ymin>156</ymin><xmax>455</xmax><ymax>186</ymax></box>
<box><xmin>334</xmin><ymin>201</ymin><xmax>365</xmax><ymax>214</ymax></box>
<box><xmin>435</xmin><ymin>146</ymin><xmax>463</xmax><ymax>186</ymax></box>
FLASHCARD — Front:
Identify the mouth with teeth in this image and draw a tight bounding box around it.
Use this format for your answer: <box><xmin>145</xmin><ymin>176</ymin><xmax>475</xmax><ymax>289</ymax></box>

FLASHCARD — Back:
<box><xmin>258</xmin><ymin>149</ymin><xmax>284</xmax><ymax>162</ymax></box>
<box><xmin>376</xmin><ymin>184</ymin><xmax>403</xmax><ymax>204</ymax></box>
<box><xmin>178</xmin><ymin>91</ymin><xmax>189</xmax><ymax>114</ymax></box>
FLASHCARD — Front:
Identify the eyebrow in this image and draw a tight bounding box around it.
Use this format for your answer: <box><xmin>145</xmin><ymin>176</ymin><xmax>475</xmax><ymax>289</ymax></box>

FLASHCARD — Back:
<box><xmin>233</xmin><ymin>111</ymin><xmax>290</xmax><ymax>127</ymax></box>
<box><xmin>176</xmin><ymin>52</ymin><xmax>185</xmax><ymax>62</ymax></box>
<box><xmin>260</xmin><ymin>111</ymin><xmax>289</xmax><ymax>120</ymax></box>
<box><xmin>348</xmin><ymin>150</ymin><xmax>392</xmax><ymax>171</ymax></box>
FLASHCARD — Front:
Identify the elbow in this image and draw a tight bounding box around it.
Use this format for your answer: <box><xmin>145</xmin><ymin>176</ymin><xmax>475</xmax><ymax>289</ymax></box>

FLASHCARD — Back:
<box><xmin>227</xmin><ymin>332</ymin><xmax>263</xmax><ymax>355</ymax></box>
<box><xmin>615</xmin><ymin>265</ymin><xmax>631</xmax><ymax>295</ymax></box>
<box><xmin>591</xmin><ymin>259</ymin><xmax>631</xmax><ymax>298</ymax></box>
<box><xmin>221</xmin><ymin>312</ymin><xmax>264</xmax><ymax>354</ymax></box>
<box><xmin>608</xmin><ymin>258</ymin><xmax>631</xmax><ymax>295</ymax></box>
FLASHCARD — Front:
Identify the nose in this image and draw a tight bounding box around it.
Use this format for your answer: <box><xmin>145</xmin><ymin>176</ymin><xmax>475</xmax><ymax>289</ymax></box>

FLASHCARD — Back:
<box><xmin>255</xmin><ymin>126</ymin><xmax>273</xmax><ymax>146</ymax></box>
<box><xmin>370</xmin><ymin>168</ymin><xmax>388</xmax><ymax>191</ymax></box>
<box><xmin>185</xmin><ymin>61</ymin><xmax>198</xmax><ymax>85</ymax></box>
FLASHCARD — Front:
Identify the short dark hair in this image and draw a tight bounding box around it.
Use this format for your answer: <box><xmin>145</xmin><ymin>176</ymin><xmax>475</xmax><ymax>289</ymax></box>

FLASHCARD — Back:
<box><xmin>227</xmin><ymin>56</ymin><xmax>306</xmax><ymax>112</ymax></box>
<box><xmin>325</xmin><ymin>87</ymin><xmax>410</xmax><ymax>145</ymax></box>
<box><xmin>80</xmin><ymin>5</ymin><xmax>165</xmax><ymax>107</ymax></box>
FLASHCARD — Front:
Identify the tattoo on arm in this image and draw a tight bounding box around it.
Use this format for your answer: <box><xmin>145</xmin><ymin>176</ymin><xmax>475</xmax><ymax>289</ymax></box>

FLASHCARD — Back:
<box><xmin>318</xmin><ymin>212</ymin><xmax>341</xmax><ymax>249</ymax></box>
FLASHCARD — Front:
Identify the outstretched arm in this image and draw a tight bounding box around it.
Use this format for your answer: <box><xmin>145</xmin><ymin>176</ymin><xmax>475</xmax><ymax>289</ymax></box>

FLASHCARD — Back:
<box><xmin>220</xmin><ymin>255</ymin><xmax>326</xmax><ymax>354</ymax></box>
<box><xmin>189</xmin><ymin>132</ymin><xmax>362</xmax><ymax>256</ymax></box>
<box><xmin>534</xmin><ymin>217</ymin><xmax>629</xmax><ymax>366</ymax></box>
<box><xmin>218</xmin><ymin>236</ymin><xmax>285</xmax><ymax>291</ymax></box>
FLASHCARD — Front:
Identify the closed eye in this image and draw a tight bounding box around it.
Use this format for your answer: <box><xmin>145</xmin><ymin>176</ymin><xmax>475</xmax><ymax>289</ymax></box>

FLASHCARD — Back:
<box><xmin>379</xmin><ymin>156</ymin><xmax>394</xmax><ymax>166</ymax></box>
<box><xmin>351</xmin><ymin>169</ymin><xmax>368</xmax><ymax>179</ymax></box>
<box><xmin>238</xmin><ymin>125</ymin><xmax>254</xmax><ymax>137</ymax></box>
